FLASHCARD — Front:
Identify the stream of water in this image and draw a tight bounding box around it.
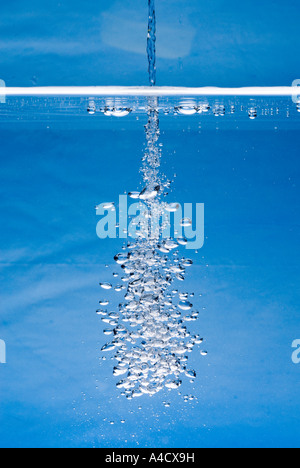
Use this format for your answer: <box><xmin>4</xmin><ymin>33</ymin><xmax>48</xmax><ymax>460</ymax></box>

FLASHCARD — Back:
<box><xmin>98</xmin><ymin>1</ymin><xmax>204</xmax><ymax>401</ymax></box>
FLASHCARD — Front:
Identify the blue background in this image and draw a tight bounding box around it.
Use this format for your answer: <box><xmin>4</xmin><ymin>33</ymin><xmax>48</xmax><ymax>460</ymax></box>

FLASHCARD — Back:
<box><xmin>0</xmin><ymin>0</ymin><xmax>299</xmax><ymax>87</ymax></box>
<box><xmin>0</xmin><ymin>0</ymin><xmax>300</xmax><ymax>449</ymax></box>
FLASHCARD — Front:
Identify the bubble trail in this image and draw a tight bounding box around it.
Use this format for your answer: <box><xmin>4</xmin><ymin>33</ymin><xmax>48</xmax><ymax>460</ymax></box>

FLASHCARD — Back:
<box><xmin>147</xmin><ymin>0</ymin><xmax>156</xmax><ymax>86</ymax></box>
<box><xmin>98</xmin><ymin>98</ymin><xmax>205</xmax><ymax>400</ymax></box>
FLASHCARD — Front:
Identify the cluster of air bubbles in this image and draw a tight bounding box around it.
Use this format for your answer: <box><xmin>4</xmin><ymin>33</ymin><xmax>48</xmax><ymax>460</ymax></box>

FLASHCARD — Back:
<box><xmin>84</xmin><ymin>92</ymin><xmax>300</xmax><ymax>122</ymax></box>
<box><xmin>213</xmin><ymin>105</ymin><xmax>226</xmax><ymax>117</ymax></box>
<box><xmin>104</xmin><ymin>107</ymin><xmax>132</xmax><ymax>118</ymax></box>
<box><xmin>87</xmin><ymin>98</ymin><xmax>300</xmax><ymax>120</ymax></box>
<box><xmin>174</xmin><ymin>103</ymin><xmax>211</xmax><ymax>116</ymax></box>
<box><xmin>198</xmin><ymin>104</ymin><xmax>210</xmax><ymax>114</ymax></box>
<box><xmin>248</xmin><ymin>107</ymin><xmax>258</xmax><ymax>120</ymax></box>
<box><xmin>87</xmin><ymin>98</ymin><xmax>132</xmax><ymax>117</ymax></box>
<box><xmin>97</xmin><ymin>99</ymin><xmax>206</xmax><ymax>399</ymax></box>
<box><xmin>87</xmin><ymin>100</ymin><xmax>96</xmax><ymax>115</ymax></box>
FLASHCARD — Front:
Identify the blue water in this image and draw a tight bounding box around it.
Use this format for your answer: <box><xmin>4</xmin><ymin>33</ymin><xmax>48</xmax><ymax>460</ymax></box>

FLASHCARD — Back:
<box><xmin>1</xmin><ymin>0</ymin><xmax>300</xmax><ymax>449</ymax></box>
<box><xmin>0</xmin><ymin>97</ymin><xmax>300</xmax><ymax>447</ymax></box>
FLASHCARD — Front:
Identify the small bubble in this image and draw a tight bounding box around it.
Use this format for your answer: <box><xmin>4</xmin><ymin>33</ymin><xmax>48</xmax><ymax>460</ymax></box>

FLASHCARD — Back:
<box><xmin>180</xmin><ymin>218</ymin><xmax>192</xmax><ymax>227</ymax></box>
<box><xmin>248</xmin><ymin>107</ymin><xmax>257</xmax><ymax>119</ymax></box>
<box><xmin>165</xmin><ymin>203</ymin><xmax>180</xmax><ymax>213</ymax></box>
<box><xmin>87</xmin><ymin>100</ymin><xmax>96</xmax><ymax>115</ymax></box>
<box><xmin>178</xmin><ymin>301</ymin><xmax>193</xmax><ymax>311</ymax></box>
<box><xmin>213</xmin><ymin>105</ymin><xmax>226</xmax><ymax>116</ymax></box>
<box><xmin>99</xmin><ymin>300</ymin><xmax>109</xmax><ymax>306</ymax></box>
<box><xmin>100</xmin><ymin>283</ymin><xmax>112</xmax><ymax>290</ymax></box>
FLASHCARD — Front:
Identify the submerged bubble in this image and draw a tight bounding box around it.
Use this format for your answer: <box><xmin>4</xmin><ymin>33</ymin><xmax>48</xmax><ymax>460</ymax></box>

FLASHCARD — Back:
<box><xmin>165</xmin><ymin>379</ymin><xmax>182</xmax><ymax>389</ymax></box>
<box><xmin>198</xmin><ymin>104</ymin><xmax>210</xmax><ymax>113</ymax></box>
<box><xmin>101</xmin><ymin>343</ymin><xmax>116</xmax><ymax>352</ymax></box>
<box><xmin>114</xmin><ymin>253</ymin><xmax>130</xmax><ymax>264</ymax></box>
<box><xmin>87</xmin><ymin>100</ymin><xmax>96</xmax><ymax>115</ymax></box>
<box><xmin>104</xmin><ymin>107</ymin><xmax>131</xmax><ymax>118</ymax></box>
<box><xmin>95</xmin><ymin>202</ymin><xmax>115</xmax><ymax>212</ymax></box>
<box><xmin>165</xmin><ymin>202</ymin><xmax>180</xmax><ymax>213</ymax></box>
<box><xmin>177</xmin><ymin>237</ymin><xmax>188</xmax><ymax>246</ymax></box>
<box><xmin>102</xmin><ymin>202</ymin><xmax>115</xmax><ymax>210</ymax></box>
<box><xmin>213</xmin><ymin>105</ymin><xmax>226</xmax><ymax>116</ymax></box>
<box><xmin>99</xmin><ymin>300</ymin><xmax>109</xmax><ymax>306</ymax></box>
<box><xmin>100</xmin><ymin>283</ymin><xmax>112</xmax><ymax>290</ymax></box>
<box><xmin>176</xmin><ymin>106</ymin><xmax>198</xmax><ymax>116</ymax></box>
<box><xmin>185</xmin><ymin>369</ymin><xmax>196</xmax><ymax>379</ymax></box>
<box><xmin>180</xmin><ymin>218</ymin><xmax>192</xmax><ymax>227</ymax></box>
<box><xmin>139</xmin><ymin>185</ymin><xmax>160</xmax><ymax>200</ymax></box>
<box><xmin>248</xmin><ymin>107</ymin><xmax>258</xmax><ymax>120</ymax></box>
<box><xmin>193</xmin><ymin>335</ymin><xmax>204</xmax><ymax>344</ymax></box>
<box><xmin>128</xmin><ymin>192</ymin><xmax>140</xmax><ymax>199</ymax></box>
<box><xmin>178</xmin><ymin>301</ymin><xmax>193</xmax><ymax>311</ymax></box>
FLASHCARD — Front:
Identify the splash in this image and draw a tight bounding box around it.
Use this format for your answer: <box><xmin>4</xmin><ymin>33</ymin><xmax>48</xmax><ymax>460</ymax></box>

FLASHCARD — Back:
<box><xmin>97</xmin><ymin>0</ymin><xmax>205</xmax><ymax>400</ymax></box>
<box><xmin>98</xmin><ymin>97</ymin><xmax>205</xmax><ymax>399</ymax></box>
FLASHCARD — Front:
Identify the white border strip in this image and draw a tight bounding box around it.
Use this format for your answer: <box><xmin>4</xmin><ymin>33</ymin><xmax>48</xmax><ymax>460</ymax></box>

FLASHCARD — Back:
<box><xmin>0</xmin><ymin>86</ymin><xmax>297</xmax><ymax>97</ymax></box>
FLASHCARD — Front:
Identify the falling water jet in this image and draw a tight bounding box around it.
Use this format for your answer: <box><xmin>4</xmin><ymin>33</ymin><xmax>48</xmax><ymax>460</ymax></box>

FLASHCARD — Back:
<box><xmin>147</xmin><ymin>0</ymin><xmax>157</xmax><ymax>87</ymax></box>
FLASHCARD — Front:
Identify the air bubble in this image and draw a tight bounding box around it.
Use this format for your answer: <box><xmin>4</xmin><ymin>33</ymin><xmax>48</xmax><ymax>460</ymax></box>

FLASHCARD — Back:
<box><xmin>102</xmin><ymin>343</ymin><xmax>116</xmax><ymax>352</ymax></box>
<box><xmin>165</xmin><ymin>380</ymin><xmax>182</xmax><ymax>389</ymax></box>
<box><xmin>100</xmin><ymin>283</ymin><xmax>112</xmax><ymax>290</ymax></box>
<box><xmin>165</xmin><ymin>203</ymin><xmax>180</xmax><ymax>213</ymax></box>
<box><xmin>248</xmin><ymin>107</ymin><xmax>258</xmax><ymax>120</ymax></box>
<box><xmin>87</xmin><ymin>100</ymin><xmax>96</xmax><ymax>115</ymax></box>
<box><xmin>176</xmin><ymin>106</ymin><xmax>198</xmax><ymax>116</ymax></box>
<box><xmin>139</xmin><ymin>185</ymin><xmax>160</xmax><ymax>200</ymax></box>
<box><xmin>104</xmin><ymin>107</ymin><xmax>131</xmax><ymax>117</ymax></box>
<box><xmin>103</xmin><ymin>202</ymin><xmax>115</xmax><ymax>210</ymax></box>
<box><xmin>180</xmin><ymin>218</ymin><xmax>192</xmax><ymax>227</ymax></box>
<box><xmin>128</xmin><ymin>192</ymin><xmax>140</xmax><ymax>199</ymax></box>
<box><xmin>178</xmin><ymin>301</ymin><xmax>193</xmax><ymax>311</ymax></box>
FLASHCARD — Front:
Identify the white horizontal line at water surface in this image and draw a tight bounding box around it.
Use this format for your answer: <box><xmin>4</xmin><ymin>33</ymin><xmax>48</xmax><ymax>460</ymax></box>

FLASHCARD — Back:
<box><xmin>0</xmin><ymin>86</ymin><xmax>298</xmax><ymax>97</ymax></box>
